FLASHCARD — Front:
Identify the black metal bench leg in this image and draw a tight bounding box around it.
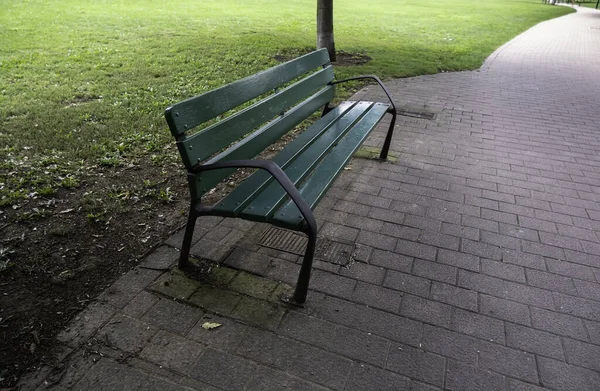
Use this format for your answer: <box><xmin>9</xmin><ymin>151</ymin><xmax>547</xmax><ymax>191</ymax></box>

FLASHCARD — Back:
<box><xmin>292</xmin><ymin>226</ymin><xmax>318</xmax><ymax>304</ymax></box>
<box><xmin>178</xmin><ymin>205</ymin><xmax>198</xmax><ymax>270</ymax></box>
<box><xmin>379</xmin><ymin>108</ymin><xmax>397</xmax><ymax>160</ymax></box>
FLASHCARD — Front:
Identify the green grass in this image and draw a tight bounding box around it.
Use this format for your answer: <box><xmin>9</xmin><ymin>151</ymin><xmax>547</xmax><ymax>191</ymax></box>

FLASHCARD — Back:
<box><xmin>577</xmin><ymin>1</ymin><xmax>599</xmax><ymax>8</ymax></box>
<box><xmin>0</xmin><ymin>0</ymin><xmax>572</xmax><ymax>207</ymax></box>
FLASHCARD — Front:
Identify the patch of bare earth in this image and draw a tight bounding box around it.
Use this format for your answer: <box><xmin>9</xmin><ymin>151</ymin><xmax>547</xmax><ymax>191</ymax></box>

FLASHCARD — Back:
<box><xmin>0</xmin><ymin>127</ymin><xmax>299</xmax><ymax>387</ymax></box>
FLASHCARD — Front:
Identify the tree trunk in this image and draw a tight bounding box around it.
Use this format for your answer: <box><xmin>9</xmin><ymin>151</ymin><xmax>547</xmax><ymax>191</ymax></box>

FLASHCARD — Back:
<box><xmin>316</xmin><ymin>0</ymin><xmax>335</xmax><ymax>62</ymax></box>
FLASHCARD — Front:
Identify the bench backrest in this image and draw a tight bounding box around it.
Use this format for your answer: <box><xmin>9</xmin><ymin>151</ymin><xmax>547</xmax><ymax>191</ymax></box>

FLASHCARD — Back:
<box><xmin>164</xmin><ymin>49</ymin><xmax>335</xmax><ymax>200</ymax></box>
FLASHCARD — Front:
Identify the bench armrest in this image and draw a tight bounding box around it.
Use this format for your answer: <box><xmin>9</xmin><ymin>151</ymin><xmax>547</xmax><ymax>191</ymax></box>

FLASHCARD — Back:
<box><xmin>191</xmin><ymin>159</ymin><xmax>317</xmax><ymax>233</ymax></box>
<box><xmin>329</xmin><ymin>75</ymin><xmax>397</xmax><ymax>114</ymax></box>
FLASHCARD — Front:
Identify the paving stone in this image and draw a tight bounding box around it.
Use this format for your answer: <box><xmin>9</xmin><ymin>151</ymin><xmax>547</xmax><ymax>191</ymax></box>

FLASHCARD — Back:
<box><xmin>518</xmin><ymin>216</ymin><xmax>557</xmax><ymax>234</ymax></box>
<box><xmin>530</xmin><ymin>307</ymin><xmax>588</xmax><ymax>341</ymax></box>
<box><xmin>189</xmin><ymin>348</ymin><xmax>256</xmax><ymax>391</ymax></box>
<box><xmin>97</xmin><ymin>268</ymin><xmax>162</xmax><ymax>309</ymax></box>
<box><xmin>339</xmin><ymin>262</ymin><xmax>386</xmax><ymax>285</ymax></box>
<box><xmin>352</xmin><ymin>281</ymin><xmax>403</xmax><ymax>312</ymax></box>
<box><xmin>412</xmin><ymin>259</ymin><xmax>457</xmax><ymax>285</ymax></box>
<box><xmin>383</xmin><ymin>270</ymin><xmax>431</xmax><ymax>297</ymax></box>
<box><xmin>320</xmin><ymin>222</ymin><xmax>360</xmax><ymax>242</ymax></box>
<box><xmin>585</xmin><ymin>319</ymin><xmax>600</xmax><ymax>345</ymax></box>
<box><xmin>73</xmin><ymin>359</ymin><xmax>147</xmax><ymax>391</ymax></box>
<box><xmin>526</xmin><ymin>269</ymin><xmax>577</xmax><ymax>295</ymax></box>
<box><xmin>147</xmin><ymin>270</ymin><xmax>201</xmax><ymax>301</ymax></box>
<box><xmin>417</xmin><ymin>230</ymin><xmax>460</xmax><ymax>251</ymax></box>
<box><xmin>395</xmin><ymin>239</ymin><xmax>437</xmax><ymax>261</ymax></box>
<box><xmin>400</xmin><ymin>295</ymin><xmax>453</xmax><ymax>328</ymax></box>
<box><xmin>506</xmin><ymin>323</ymin><xmax>564</xmax><ymax>360</ymax></box>
<box><xmin>56</xmin><ymin>302</ymin><xmax>117</xmax><ymax>347</ymax></box>
<box><xmin>478</xmin><ymin>340</ymin><xmax>538</xmax><ymax>383</ymax></box>
<box><xmin>545</xmin><ymin>258</ymin><xmax>596</xmax><ymax>281</ymax></box>
<box><xmin>230</xmin><ymin>296</ymin><xmax>286</xmax><ymax>331</ymax></box>
<box><xmin>452</xmin><ymin>308</ymin><xmax>505</xmax><ymax>344</ymax></box>
<box><xmin>441</xmin><ymin>222</ymin><xmax>480</xmax><ymax>241</ymax></box>
<box><xmin>139</xmin><ymin>331</ymin><xmax>204</xmax><ymax>374</ymax></box>
<box><xmin>141</xmin><ymin>298</ymin><xmax>203</xmax><ymax>335</ymax></box>
<box><xmin>187</xmin><ymin>314</ymin><xmax>252</xmax><ymax>353</ymax></box>
<box><xmin>279</xmin><ymin>311</ymin><xmax>390</xmax><ymax>367</ymax></box>
<box><xmin>140</xmin><ymin>376</ymin><xmax>197</xmax><ymax>391</ymax></box>
<box><xmin>237</xmin><ymin>330</ymin><xmax>352</xmax><ymax>390</ymax></box>
<box><xmin>96</xmin><ymin>314</ymin><xmax>158</xmax><ymax>354</ymax></box>
<box><xmin>573</xmin><ymin>278</ymin><xmax>600</xmax><ymax>301</ymax></box>
<box><xmin>498</xmin><ymin>223</ymin><xmax>539</xmax><ymax>242</ymax></box>
<box><xmin>508</xmin><ymin>380</ymin><xmax>552</xmax><ymax>391</ymax></box>
<box><xmin>345</xmin><ymin>364</ymin><xmax>411</xmax><ymax>391</ymax></box>
<box><xmin>502</xmin><ymin>249</ymin><xmax>546</xmax><ymax>271</ymax></box>
<box><xmin>482</xmin><ymin>208</ymin><xmax>517</xmax><ymax>225</ymax></box>
<box><xmin>480</xmin><ymin>230</ymin><xmax>522</xmax><ymax>250</ymax></box>
<box><xmin>421</xmin><ymin>324</ymin><xmax>478</xmax><ymax>365</ymax></box>
<box><xmin>314</xmin><ymin>296</ymin><xmax>422</xmax><ymax>345</ymax></box>
<box><xmin>386</xmin><ymin>343</ymin><xmax>445</xmax><ymax>388</ymax></box>
<box><xmin>357</xmin><ymin>231</ymin><xmax>397</xmax><ymax>251</ymax></box>
<box><xmin>403</xmin><ymin>214</ymin><xmax>443</xmax><ymax>232</ymax></box>
<box><xmin>139</xmin><ymin>245</ymin><xmax>179</xmax><ymax>270</ymax></box>
<box><xmin>479</xmin><ymin>294</ymin><xmax>531</xmax><ymax>326</ymax></box>
<box><xmin>481</xmin><ymin>257</ymin><xmax>526</xmax><ymax>284</ymax></box>
<box><xmin>461</xmin><ymin>239</ymin><xmax>502</xmax><ymax>261</ymax></box>
<box><xmin>437</xmin><ymin>249</ymin><xmax>480</xmax><ymax>272</ymax></box>
<box><xmin>369</xmin><ymin>249</ymin><xmax>413</xmax><ymax>272</ymax></box>
<box><xmin>537</xmin><ymin>356</ymin><xmax>600</xmax><ymax>391</ymax></box>
<box><xmin>563</xmin><ymin>338</ymin><xmax>600</xmax><ymax>372</ymax></box>
<box><xmin>553</xmin><ymin>291</ymin><xmax>600</xmax><ymax>322</ymax></box>
<box><xmin>244</xmin><ymin>365</ymin><xmax>329</xmax><ymax>391</ymax></box>
<box><xmin>228</xmin><ymin>271</ymin><xmax>280</xmax><ymax>300</ymax></box>
<box><xmin>563</xmin><ymin>249</ymin><xmax>600</xmax><ymax>268</ymax></box>
<box><xmin>381</xmin><ymin>221</ymin><xmax>422</xmax><ymax>241</ymax></box>
<box><xmin>430</xmin><ymin>282</ymin><xmax>477</xmax><ymax>311</ymax></box>
<box><xmin>458</xmin><ymin>269</ymin><xmax>554</xmax><ymax>309</ymax></box>
<box><xmin>309</xmin><ymin>269</ymin><xmax>357</xmax><ymax>298</ymax></box>
<box><xmin>445</xmin><ymin>360</ymin><xmax>506</xmax><ymax>391</ymax></box>
<box><xmin>465</xmin><ymin>195</ymin><xmax>499</xmax><ymax>211</ymax></box>
<box><xmin>223</xmin><ymin>247</ymin><xmax>272</xmax><ymax>275</ymax></box>
<box><xmin>409</xmin><ymin>381</ymin><xmax>444</xmax><ymax>391</ymax></box>
<box><xmin>188</xmin><ymin>284</ymin><xmax>242</xmax><ymax>317</ymax></box>
<box><xmin>122</xmin><ymin>291</ymin><xmax>160</xmax><ymax>319</ymax></box>
<box><xmin>265</xmin><ymin>258</ymin><xmax>301</xmax><ymax>285</ymax></box>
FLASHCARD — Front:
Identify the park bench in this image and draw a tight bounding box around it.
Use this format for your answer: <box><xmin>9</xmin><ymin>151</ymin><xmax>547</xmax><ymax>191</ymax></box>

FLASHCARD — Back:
<box><xmin>164</xmin><ymin>48</ymin><xmax>397</xmax><ymax>304</ymax></box>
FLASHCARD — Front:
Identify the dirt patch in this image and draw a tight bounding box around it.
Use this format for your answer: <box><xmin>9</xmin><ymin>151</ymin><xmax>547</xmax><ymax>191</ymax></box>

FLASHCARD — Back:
<box><xmin>0</xmin><ymin>157</ymin><xmax>182</xmax><ymax>387</ymax></box>
<box><xmin>274</xmin><ymin>47</ymin><xmax>371</xmax><ymax>66</ymax></box>
<box><xmin>0</xmin><ymin>125</ymin><xmax>302</xmax><ymax>387</ymax></box>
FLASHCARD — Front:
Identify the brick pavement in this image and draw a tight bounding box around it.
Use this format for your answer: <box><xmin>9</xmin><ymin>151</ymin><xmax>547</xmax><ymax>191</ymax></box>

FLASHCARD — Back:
<box><xmin>21</xmin><ymin>6</ymin><xmax>600</xmax><ymax>391</ymax></box>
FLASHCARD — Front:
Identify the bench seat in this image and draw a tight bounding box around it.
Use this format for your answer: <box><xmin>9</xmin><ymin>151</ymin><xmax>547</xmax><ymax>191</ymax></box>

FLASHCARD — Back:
<box><xmin>165</xmin><ymin>48</ymin><xmax>397</xmax><ymax>304</ymax></box>
<box><xmin>213</xmin><ymin>100</ymin><xmax>390</xmax><ymax>230</ymax></box>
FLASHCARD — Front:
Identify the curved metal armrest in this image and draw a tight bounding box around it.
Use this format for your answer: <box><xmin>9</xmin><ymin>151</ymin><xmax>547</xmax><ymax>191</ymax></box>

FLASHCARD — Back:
<box><xmin>329</xmin><ymin>75</ymin><xmax>397</xmax><ymax>113</ymax></box>
<box><xmin>191</xmin><ymin>159</ymin><xmax>316</xmax><ymax>231</ymax></box>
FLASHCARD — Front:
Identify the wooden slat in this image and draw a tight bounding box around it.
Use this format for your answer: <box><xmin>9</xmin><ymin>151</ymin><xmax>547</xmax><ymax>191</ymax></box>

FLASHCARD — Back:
<box><xmin>272</xmin><ymin>102</ymin><xmax>390</xmax><ymax>229</ymax></box>
<box><xmin>239</xmin><ymin>102</ymin><xmax>375</xmax><ymax>222</ymax></box>
<box><xmin>178</xmin><ymin>66</ymin><xmax>334</xmax><ymax>167</ymax></box>
<box><xmin>186</xmin><ymin>87</ymin><xmax>336</xmax><ymax>200</ymax></box>
<box><xmin>164</xmin><ymin>48</ymin><xmax>330</xmax><ymax>137</ymax></box>
<box><xmin>210</xmin><ymin>100</ymin><xmax>356</xmax><ymax>212</ymax></box>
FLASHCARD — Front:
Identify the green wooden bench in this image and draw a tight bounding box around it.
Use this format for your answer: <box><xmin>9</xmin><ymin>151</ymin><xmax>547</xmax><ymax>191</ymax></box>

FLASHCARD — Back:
<box><xmin>164</xmin><ymin>48</ymin><xmax>397</xmax><ymax>304</ymax></box>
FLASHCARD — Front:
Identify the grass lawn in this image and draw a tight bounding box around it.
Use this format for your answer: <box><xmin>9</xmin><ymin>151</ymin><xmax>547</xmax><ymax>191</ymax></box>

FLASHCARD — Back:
<box><xmin>0</xmin><ymin>0</ymin><xmax>573</xmax><ymax>207</ymax></box>
<box><xmin>577</xmin><ymin>1</ymin><xmax>599</xmax><ymax>8</ymax></box>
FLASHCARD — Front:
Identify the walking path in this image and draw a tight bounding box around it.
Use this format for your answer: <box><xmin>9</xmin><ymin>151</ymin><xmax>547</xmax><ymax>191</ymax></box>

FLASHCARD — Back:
<box><xmin>21</xmin><ymin>6</ymin><xmax>600</xmax><ymax>391</ymax></box>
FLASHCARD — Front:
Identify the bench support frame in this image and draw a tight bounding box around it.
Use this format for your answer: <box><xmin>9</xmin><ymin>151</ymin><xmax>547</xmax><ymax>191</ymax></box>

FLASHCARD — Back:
<box><xmin>178</xmin><ymin>160</ymin><xmax>319</xmax><ymax>304</ymax></box>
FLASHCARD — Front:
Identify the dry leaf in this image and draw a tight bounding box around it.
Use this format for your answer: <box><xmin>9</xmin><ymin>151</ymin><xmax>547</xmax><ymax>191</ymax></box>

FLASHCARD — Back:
<box><xmin>201</xmin><ymin>322</ymin><xmax>222</xmax><ymax>330</ymax></box>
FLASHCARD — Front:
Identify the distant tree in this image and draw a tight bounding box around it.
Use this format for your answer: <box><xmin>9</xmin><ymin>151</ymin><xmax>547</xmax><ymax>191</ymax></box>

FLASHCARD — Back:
<box><xmin>316</xmin><ymin>0</ymin><xmax>335</xmax><ymax>61</ymax></box>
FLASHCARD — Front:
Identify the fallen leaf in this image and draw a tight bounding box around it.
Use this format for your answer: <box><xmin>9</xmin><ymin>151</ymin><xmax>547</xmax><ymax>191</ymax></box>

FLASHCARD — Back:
<box><xmin>201</xmin><ymin>322</ymin><xmax>222</xmax><ymax>330</ymax></box>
